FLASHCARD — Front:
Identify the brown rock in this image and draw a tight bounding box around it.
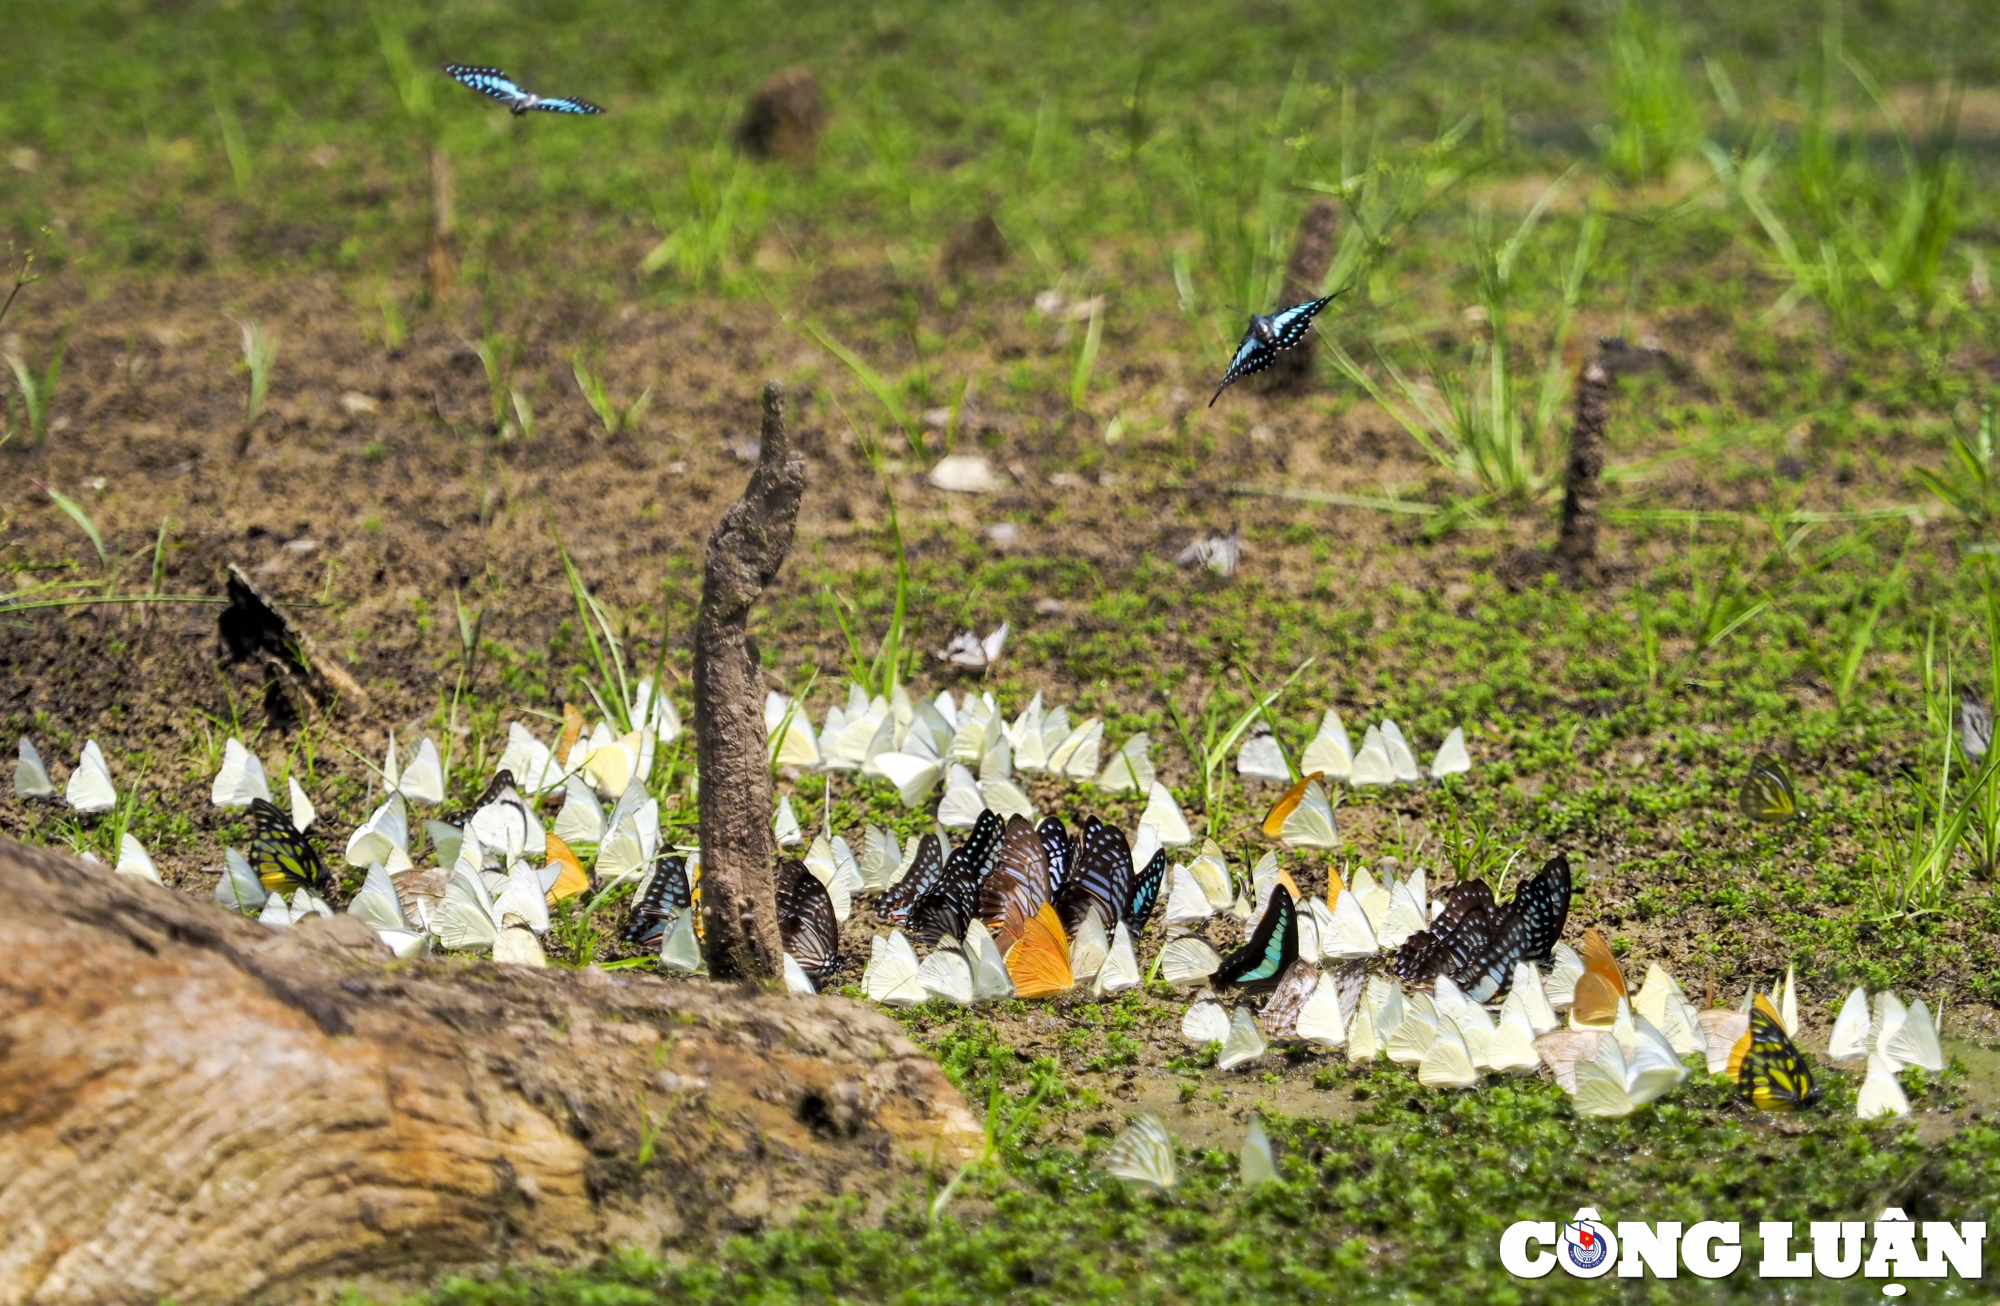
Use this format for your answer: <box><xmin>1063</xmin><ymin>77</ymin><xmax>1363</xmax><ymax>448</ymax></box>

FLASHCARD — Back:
<box><xmin>737</xmin><ymin>66</ymin><xmax>823</xmax><ymax>164</ymax></box>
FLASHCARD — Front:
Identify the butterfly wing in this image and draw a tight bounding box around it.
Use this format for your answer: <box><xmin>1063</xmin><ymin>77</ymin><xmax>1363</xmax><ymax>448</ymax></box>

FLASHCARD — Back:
<box><xmin>529</xmin><ymin>96</ymin><xmax>605</xmax><ymax>115</ymax></box>
<box><xmin>1393</xmin><ymin>880</ymin><xmax>1494</xmax><ymax>982</ymax></box>
<box><xmin>1734</xmin><ymin>995</ymin><xmax>1823</xmax><ymax>1108</ymax></box>
<box><xmin>1208</xmin><ymin>331</ymin><xmax>1275</xmax><ymax>406</ymax></box>
<box><xmin>975</xmin><ymin>815</ymin><xmax>1053</xmax><ymax>950</ymax></box>
<box><xmin>1739</xmin><ymin>755</ymin><xmax>1797</xmax><ymax>822</ymax></box>
<box><xmin>1453</xmin><ymin>854</ymin><xmax>1573</xmax><ymax>1002</ymax></box>
<box><xmin>776</xmin><ymin>858</ymin><xmax>840</xmax><ymax>982</ymax></box>
<box><xmin>249</xmin><ymin>798</ymin><xmax>329</xmax><ymax>893</ymax></box>
<box><xmin>1052</xmin><ymin>816</ymin><xmax>1132</xmax><ymax>937</ymax></box>
<box><xmin>1124</xmin><ymin>848</ymin><xmax>1167</xmax><ymax>937</ymax></box>
<box><xmin>1265</xmin><ymin>294</ymin><xmax>1337</xmax><ymax>350</ymax></box>
<box><xmin>621</xmin><ymin>856</ymin><xmax>690</xmax><ymax>945</ymax></box>
<box><xmin>1212</xmin><ymin>888</ymin><xmax>1298</xmax><ymax>990</ymax></box>
<box><xmin>442</xmin><ymin>769</ymin><xmax>516</xmax><ymax>828</ymax></box>
<box><xmin>1038</xmin><ymin>816</ymin><xmax>1074</xmax><ymax>898</ymax></box>
<box><xmin>1004</xmin><ymin>902</ymin><xmax>1074</xmax><ymax>998</ymax></box>
<box><xmin>443</xmin><ymin>64</ymin><xmax>526</xmax><ymax>103</ymax></box>
<box><xmin>877</xmin><ymin>833</ymin><xmax>946</xmax><ymax>922</ymax></box>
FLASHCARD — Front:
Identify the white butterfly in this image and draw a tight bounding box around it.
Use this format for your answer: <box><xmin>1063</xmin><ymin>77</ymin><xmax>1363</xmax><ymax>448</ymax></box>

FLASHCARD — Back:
<box><xmin>764</xmin><ymin>692</ymin><xmax>822</xmax><ymax>769</ymax></box>
<box><xmin>552</xmin><ymin>775</ymin><xmax>606</xmax><ymax>849</ymax></box>
<box><xmin>1240</xmin><ymin>1114</ymin><xmax>1277</xmax><ymax>1187</ymax></box>
<box><xmin>1502</xmin><ymin>962</ymin><xmax>1559</xmax><ymax>1035</ymax></box>
<box><xmin>1182</xmin><ymin>999</ymin><xmax>1232</xmax><ymax>1044</ymax></box>
<box><xmin>66</xmin><ymin>739</ymin><xmax>116</xmax><ymax>814</ymax></box>
<box><xmin>1008</xmin><ymin>694</ymin><xmax>1048</xmax><ymax>772</ymax></box>
<box><xmin>1633</xmin><ymin>964</ymin><xmax>1704</xmax><ymax>1058</ymax></box>
<box><xmin>773</xmin><ymin>794</ymin><xmax>803</xmax><ymax>848</ymax></box>
<box><xmin>1138</xmin><ymin>781</ymin><xmax>1192</xmax><ymax>846</ymax></box>
<box><xmin>937</xmin><ymin>764</ymin><xmax>986</xmax><ymax>828</ymax></box>
<box><xmin>1096</xmin><ymin>732</ymin><xmax>1155</xmax><ymax>793</ymax></box>
<box><xmin>1320</xmin><ymin>884</ymin><xmax>1379</xmax><ymax>959</ymax></box>
<box><xmin>1856</xmin><ymin>1052</ymin><xmax>1911</xmax><ymax>1120</ymax></box>
<box><xmin>875</xmin><ymin>752</ymin><xmax>944</xmax><ymax>808</ymax></box>
<box><xmin>918</xmin><ymin>946</ymin><xmax>975</xmax><ymax>1006</ymax></box>
<box><xmin>1217</xmin><ymin>1005</ymin><xmax>1267</xmax><ymax>1071</ymax></box>
<box><xmin>1046</xmin><ymin>717</ymin><xmax>1103</xmax><ymax>781</ymax></box>
<box><xmin>13</xmin><ymin>736</ymin><xmax>54</xmax><ymax>799</ymax></box>
<box><xmin>805</xmin><ymin>832</ymin><xmax>862</xmax><ymax>922</ymax></box>
<box><xmin>497</xmin><ymin>721</ymin><xmax>564</xmax><ymax>795</ymax></box>
<box><xmin>856</xmin><ymin>824</ymin><xmax>902</xmax><ymax>892</ymax></box>
<box><xmin>1300</xmin><ymin>708</ymin><xmax>1353</xmax><ymax>781</ymax></box>
<box><xmin>210</xmin><ymin>737</ymin><xmax>271</xmax><ymax>808</ymax></box>
<box><xmin>629</xmin><ymin>677</ymin><xmax>682</xmax><ymax>746</ymax></box>
<box><xmin>940</xmin><ymin>621</ymin><xmax>1008</xmax><ymax>671</ymax></box>
<box><xmin>1185</xmin><ymin>841</ymin><xmax>1234</xmax><ymax>908</ymax></box>
<box><xmin>1094</xmin><ymin>921</ymin><xmax>1141</xmax><ymax>996</ymax></box>
<box><xmin>1418</xmin><ymin>1016</ymin><xmax>1480</xmax><ymax>1089</ymax></box>
<box><xmin>213</xmin><ymin>847</ymin><xmax>268</xmax><ymax>912</ymax></box>
<box><xmin>1385</xmin><ymin>998</ymin><xmax>1438</xmax><ymax>1065</ymax></box>
<box><xmin>1825</xmin><ymin>985</ymin><xmax>1871</xmax><ymax>1062</ymax></box>
<box><xmin>1158</xmin><ymin>935</ymin><xmax>1222</xmax><ymax>986</ymax></box>
<box><xmin>1348</xmin><ymin>727</ymin><xmax>1396</xmax><ymax>787</ymax></box>
<box><xmin>581</xmin><ymin>727</ymin><xmax>654</xmax><ymax>798</ymax></box>
<box><xmin>1068</xmin><ymin>907</ymin><xmax>1110</xmax><ymax>980</ymax></box>
<box><xmin>260</xmin><ymin>887</ymin><xmax>332</xmax><ymax>927</ymax></box>
<box><xmin>1379</xmin><ymin>719</ymin><xmax>1422</xmax><ymax>782</ymax></box>
<box><xmin>979</xmin><ymin>731</ymin><xmax>1013</xmax><ymax>783</ymax></box>
<box><xmin>468</xmin><ymin>783</ymin><xmax>544</xmax><ymax>865</ymax></box>
<box><xmin>115</xmin><ymin>833</ymin><xmax>163</xmax><ymax>885</ymax></box>
<box><xmin>345</xmin><ymin>794</ymin><xmax>411</xmax><ymax>871</ymax></box>
<box><xmin>962</xmin><ymin>918</ymin><xmax>1015</xmax><ymax>1001</ymax></box>
<box><xmin>349</xmin><ymin>862</ymin><xmax>431</xmax><ymax>957</ymax></box>
<box><xmin>1486</xmin><ymin>1006</ymin><xmax>1542</xmax><ymax>1074</ymax></box>
<box><xmin>980</xmin><ymin>778</ymin><xmax>1036</xmax><ymax>822</ymax></box>
<box><xmin>1544</xmin><ymin>940</ymin><xmax>1585</xmax><ymax>1009</ymax></box>
<box><xmin>657</xmin><ymin>910</ymin><xmax>702</xmax><ymax>973</ymax></box>
<box><xmin>1768</xmin><ymin>964</ymin><xmax>1799</xmax><ymax>1037</ymax></box>
<box><xmin>1101</xmin><ymin>1114</ymin><xmax>1176</xmax><ymax>1191</ymax></box>
<box><xmin>1429</xmin><ymin>727</ymin><xmax>1472</xmax><ymax>779</ymax></box>
<box><xmin>288</xmin><ymin>776</ymin><xmax>316</xmax><ymax>833</ymax></box>
<box><xmin>1273</xmin><ymin>778</ymin><xmax>1338</xmax><ymax>849</ymax></box>
<box><xmin>433</xmin><ymin>862</ymin><xmax>548</xmax><ymax>952</ymax></box>
<box><xmin>1163</xmin><ymin>864</ymin><xmax>1213</xmax><ymax>926</ymax></box>
<box><xmin>782</xmin><ymin>953</ymin><xmax>817</xmax><ymax>994</ymax></box>
<box><xmin>1236</xmin><ymin>726</ymin><xmax>1290</xmax><ymax>784</ymax></box>
<box><xmin>1876</xmin><ymin>993</ymin><xmax>1944</xmax><ymax>1073</ymax></box>
<box><xmin>863</xmin><ymin>931</ymin><xmax>925</xmax><ymax>1006</ymax></box>
<box><xmin>1295</xmin><ymin>971</ymin><xmax>1353</xmax><ymax>1048</ymax></box>
<box><xmin>1571</xmin><ymin>1016</ymin><xmax>1687</xmax><ymax>1117</ymax></box>
<box><xmin>393</xmin><ymin>735</ymin><xmax>447</xmax><ymax>805</ymax></box>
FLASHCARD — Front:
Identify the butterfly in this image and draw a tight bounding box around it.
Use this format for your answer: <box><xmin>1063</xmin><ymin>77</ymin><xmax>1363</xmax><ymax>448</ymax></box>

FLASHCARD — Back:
<box><xmin>877</xmin><ymin>832</ymin><xmax>948</xmax><ymax>923</ymax></box>
<box><xmin>1569</xmin><ymin>927</ymin><xmax>1629</xmax><ymax>1029</ymax></box>
<box><xmin>1211</xmin><ymin>886</ymin><xmax>1298</xmax><ymax>990</ymax></box>
<box><xmin>1101</xmin><ymin>1113</ymin><xmax>1176</xmax><ymax>1190</ymax></box>
<box><xmin>1394</xmin><ymin>879</ymin><xmax>1495</xmax><ymax>983</ymax></box>
<box><xmin>1004</xmin><ymin>902</ymin><xmax>1075</xmax><ymax>998</ymax></box>
<box><xmin>1038</xmin><ymin>816</ymin><xmax>1075</xmax><ymax>898</ymax></box>
<box><xmin>1739</xmin><ymin>754</ymin><xmax>1798</xmax><ymax>822</ymax></box>
<box><xmin>442</xmin><ymin>64</ymin><xmax>605</xmax><ymax>115</ymax></box>
<box><xmin>1124</xmin><ymin>848</ymin><xmax>1167</xmax><ymax>936</ymax></box>
<box><xmin>1052</xmin><ymin>816</ymin><xmax>1133</xmax><ymax>937</ymax></box>
<box><xmin>622</xmin><ymin>856</ymin><xmax>691</xmax><ymax>946</ymax></box>
<box><xmin>776</xmin><ymin>858</ymin><xmax>840</xmax><ymax>984</ymax></box>
<box><xmin>1208</xmin><ymin>293</ymin><xmax>1342</xmax><ymax>406</ymax></box>
<box><xmin>439</xmin><ymin>769</ymin><xmax>517</xmax><ymax>829</ymax></box>
<box><xmin>975</xmin><ymin>815</ymin><xmax>1053</xmax><ymax>950</ymax></box>
<box><xmin>906</xmin><ymin>811</ymin><xmax>1002</xmax><ymax>944</ymax></box>
<box><xmin>1451</xmin><ymin>854</ymin><xmax>1575</xmax><ymax>1002</ymax></box>
<box><xmin>249</xmin><ymin>797</ymin><xmax>331</xmax><ymax>894</ymax></box>
<box><xmin>1728</xmin><ymin>993</ymin><xmax>1824</xmax><ymax>1109</ymax></box>
<box><xmin>1261</xmin><ymin>772</ymin><xmax>1338</xmax><ymax>848</ymax></box>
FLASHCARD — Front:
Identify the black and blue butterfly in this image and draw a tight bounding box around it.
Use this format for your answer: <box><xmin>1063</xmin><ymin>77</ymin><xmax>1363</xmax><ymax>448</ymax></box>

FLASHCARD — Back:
<box><xmin>1208</xmin><ymin>292</ymin><xmax>1343</xmax><ymax>406</ymax></box>
<box><xmin>1211</xmin><ymin>886</ymin><xmax>1298</xmax><ymax>990</ymax></box>
<box><xmin>443</xmin><ymin>64</ymin><xmax>605</xmax><ymax>116</ymax></box>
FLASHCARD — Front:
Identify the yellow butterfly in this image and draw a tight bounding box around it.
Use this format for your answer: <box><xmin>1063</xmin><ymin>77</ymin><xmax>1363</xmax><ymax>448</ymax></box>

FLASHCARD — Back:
<box><xmin>1727</xmin><ymin>994</ymin><xmax>1824</xmax><ymax>1109</ymax></box>
<box><xmin>1005</xmin><ymin>902</ymin><xmax>1075</xmax><ymax>999</ymax></box>
<box><xmin>249</xmin><ymin>798</ymin><xmax>330</xmax><ymax>893</ymax></box>
<box><xmin>544</xmin><ymin>833</ymin><xmax>591</xmax><ymax>904</ymax></box>
<box><xmin>1739</xmin><ymin>754</ymin><xmax>1797</xmax><ymax>823</ymax></box>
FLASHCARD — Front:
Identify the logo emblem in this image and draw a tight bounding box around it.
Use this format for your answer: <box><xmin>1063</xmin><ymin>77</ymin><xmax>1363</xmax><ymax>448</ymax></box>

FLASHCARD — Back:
<box><xmin>1558</xmin><ymin>1208</ymin><xmax>1618</xmax><ymax>1278</ymax></box>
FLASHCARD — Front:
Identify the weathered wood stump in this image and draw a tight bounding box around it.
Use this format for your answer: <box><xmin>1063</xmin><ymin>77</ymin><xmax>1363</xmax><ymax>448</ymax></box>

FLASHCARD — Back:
<box><xmin>0</xmin><ymin>839</ymin><xmax>978</xmax><ymax>1306</ymax></box>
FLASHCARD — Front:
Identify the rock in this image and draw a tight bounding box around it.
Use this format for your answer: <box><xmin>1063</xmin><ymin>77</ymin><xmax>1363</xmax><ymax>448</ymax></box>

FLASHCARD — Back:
<box><xmin>737</xmin><ymin>66</ymin><xmax>823</xmax><ymax>163</ymax></box>
<box><xmin>927</xmin><ymin>454</ymin><xmax>1006</xmax><ymax>494</ymax></box>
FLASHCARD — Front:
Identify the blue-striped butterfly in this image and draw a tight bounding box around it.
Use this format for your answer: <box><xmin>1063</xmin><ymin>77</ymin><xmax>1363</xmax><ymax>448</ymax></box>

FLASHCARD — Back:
<box><xmin>443</xmin><ymin>64</ymin><xmax>605</xmax><ymax>116</ymax></box>
<box><xmin>1208</xmin><ymin>293</ymin><xmax>1342</xmax><ymax>406</ymax></box>
<box><xmin>1394</xmin><ymin>879</ymin><xmax>1496</xmax><ymax>984</ymax></box>
<box><xmin>1454</xmin><ymin>854</ymin><xmax>1573</xmax><ymax>1002</ymax></box>
<box><xmin>622</xmin><ymin>856</ymin><xmax>691</xmax><ymax>945</ymax></box>
<box><xmin>1212</xmin><ymin>885</ymin><xmax>1298</xmax><ymax>989</ymax></box>
<box><xmin>1124</xmin><ymin>848</ymin><xmax>1167</xmax><ymax>936</ymax></box>
<box><xmin>1053</xmin><ymin>816</ymin><xmax>1133</xmax><ymax>937</ymax></box>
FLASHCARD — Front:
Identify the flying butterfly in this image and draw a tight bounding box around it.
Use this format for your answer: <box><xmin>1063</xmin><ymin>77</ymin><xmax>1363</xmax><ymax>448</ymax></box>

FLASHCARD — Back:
<box><xmin>1211</xmin><ymin>885</ymin><xmax>1299</xmax><ymax>990</ymax></box>
<box><xmin>249</xmin><ymin>797</ymin><xmax>331</xmax><ymax>894</ymax></box>
<box><xmin>776</xmin><ymin>858</ymin><xmax>840</xmax><ymax>984</ymax></box>
<box><xmin>1208</xmin><ymin>292</ymin><xmax>1344</xmax><ymax>406</ymax></box>
<box><xmin>1052</xmin><ymin>816</ymin><xmax>1133</xmax><ymax>937</ymax></box>
<box><xmin>1728</xmin><ymin>993</ymin><xmax>1825</xmax><ymax>1110</ymax></box>
<box><xmin>442</xmin><ymin>64</ymin><xmax>605</xmax><ymax>115</ymax></box>
<box><xmin>1739</xmin><ymin>754</ymin><xmax>1798</xmax><ymax>823</ymax></box>
<box><xmin>622</xmin><ymin>856</ymin><xmax>691</xmax><ymax>946</ymax></box>
<box><xmin>1124</xmin><ymin>848</ymin><xmax>1167</xmax><ymax>937</ymax></box>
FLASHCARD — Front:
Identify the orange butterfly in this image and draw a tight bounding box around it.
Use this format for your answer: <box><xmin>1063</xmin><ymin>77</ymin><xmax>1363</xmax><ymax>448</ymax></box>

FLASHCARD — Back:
<box><xmin>1005</xmin><ymin>902</ymin><xmax>1075</xmax><ymax>999</ymax></box>
<box><xmin>1261</xmin><ymin>771</ymin><xmax>1327</xmax><ymax>838</ymax></box>
<box><xmin>544</xmin><ymin>833</ymin><xmax>590</xmax><ymax>904</ymax></box>
<box><xmin>558</xmin><ymin>702</ymin><xmax>587</xmax><ymax>765</ymax></box>
<box><xmin>1570</xmin><ymin>928</ymin><xmax>1628</xmax><ymax>1028</ymax></box>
